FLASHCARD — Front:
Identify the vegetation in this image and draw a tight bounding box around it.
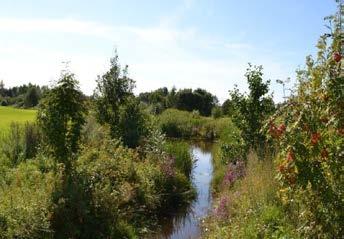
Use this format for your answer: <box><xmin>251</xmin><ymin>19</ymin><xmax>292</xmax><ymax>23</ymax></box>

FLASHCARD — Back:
<box><xmin>158</xmin><ymin>108</ymin><xmax>233</xmax><ymax>140</ymax></box>
<box><xmin>0</xmin><ymin>55</ymin><xmax>196</xmax><ymax>238</ymax></box>
<box><xmin>0</xmin><ymin>106</ymin><xmax>36</xmax><ymax>132</ymax></box>
<box><xmin>0</xmin><ymin>82</ymin><xmax>45</xmax><ymax>108</ymax></box>
<box><xmin>139</xmin><ymin>87</ymin><xmax>218</xmax><ymax>116</ymax></box>
<box><xmin>204</xmin><ymin>4</ymin><xmax>343</xmax><ymax>239</ymax></box>
<box><xmin>0</xmin><ymin>2</ymin><xmax>342</xmax><ymax>238</ymax></box>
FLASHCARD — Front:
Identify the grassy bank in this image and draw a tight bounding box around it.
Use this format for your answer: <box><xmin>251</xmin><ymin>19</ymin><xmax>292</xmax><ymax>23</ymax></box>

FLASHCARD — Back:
<box><xmin>157</xmin><ymin>108</ymin><xmax>233</xmax><ymax>140</ymax></box>
<box><xmin>0</xmin><ymin>114</ymin><xmax>196</xmax><ymax>238</ymax></box>
<box><xmin>204</xmin><ymin>150</ymin><xmax>298</xmax><ymax>238</ymax></box>
<box><xmin>0</xmin><ymin>106</ymin><xmax>36</xmax><ymax>132</ymax></box>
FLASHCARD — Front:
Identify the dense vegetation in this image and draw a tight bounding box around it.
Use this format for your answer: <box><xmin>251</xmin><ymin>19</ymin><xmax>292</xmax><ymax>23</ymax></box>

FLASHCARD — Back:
<box><xmin>139</xmin><ymin>87</ymin><xmax>218</xmax><ymax>116</ymax></box>
<box><xmin>0</xmin><ymin>57</ymin><xmax>196</xmax><ymax>238</ymax></box>
<box><xmin>203</xmin><ymin>5</ymin><xmax>343</xmax><ymax>238</ymax></box>
<box><xmin>0</xmin><ymin>3</ymin><xmax>342</xmax><ymax>238</ymax></box>
<box><xmin>0</xmin><ymin>82</ymin><xmax>46</xmax><ymax>108</ymax></box>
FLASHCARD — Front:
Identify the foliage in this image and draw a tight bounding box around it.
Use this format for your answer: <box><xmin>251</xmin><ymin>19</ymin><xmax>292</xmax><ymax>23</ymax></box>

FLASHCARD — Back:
<box><xmin>118</xmin><ymin>97</ymin><xmax>148</xmax><ymax>148</ymax></box>
<box><xmin>165</xmin><ymin>141</ymin><xmax>194</xmax><ymax>178</ymax></box>
<box><xmin>228</xmin><ymin>64</ymin><xmax>275</xmax><ymax>147</ymax></box>
<box><xmin>0</xmin><ymin>159</ymin><xmax>60</xmax><ymax>238</ymax></box>
<box><xmin>204</xmin><ymin>151</ymin><xmax>298</xmax><ymax>238</ymax></box>
<box><xmin>0</xmin><ymin>122</ymin><xmax>41</xmax><ymax>166</ymax></box>
<box><xmin>158</xmin><ymin>108</ymin><xmax>232</xmax><ymax>140</ymax></box>
<box><xmin>174</xmin><ymin>88</ymin><xmax>218</xmax><ymax>116</ymax></box>
<box><xmin>24</xmin><ymin>87</ymin><xmax>39</xmax><ymax>108</ymax></box>
<box><xmin>94</xmin><ymin>53</ymin><xmax>135</xmax><ymax>139</ymax></box>
<box><xmin>138</xmin><ymin>87</ymin><xmax>218</xmax><ymax>116</ymax></box>
<box><xmin>37</xmin><ymin>70</ymin><xmax>86</xmax><ymax>171</ymax></box>
<box><xmin>0</xmin><ymin>83</ymin><xmax>45</xmax><ymax>108</ymax></box>
<box><xmin>265</xmin><ymin>13</ymin><xmax>343</xmax><ymax>237</ymax></box>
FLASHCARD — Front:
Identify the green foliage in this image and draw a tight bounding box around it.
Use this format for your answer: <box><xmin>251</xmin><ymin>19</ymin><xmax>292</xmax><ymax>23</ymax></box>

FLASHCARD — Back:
<box><xmin>0</xmin><ymin>159</ymin><xmax>60</xmax><ymax>238</ymax></box>
<box><xmin>165</xmin><ymin>141</ymin><xmax>193</xmax><ymax>178</ymax></box>
<box><xmin>138</xmin><ymin>87</ymin><xmax>218</xmax><ymax>116</ymax></box>
<box><xmin>265</xmin><ymin>13</ymin><xmax>343</xmax><ymax>237</ymax></box>
<box><xmin>211</xmin><ymin>105</ymin><xmax>222</xmax><ymax>119</ymax></box>
<box><xmin>174</xmin><ymin>88</ymin><xmax>218</xmax><ymax>116</ymax></box>
<box><xmin>228</xmin><ymin>64</ymin><xmax>275</xmax><ymax>147</ymax></box>
<box><xmin>94</xmin><ymin>53</ymin><xmax>148</xmax><ymax>148</ymax></box>
<box><xmin>37</xmin><ymin>70</ymin><xmax>86</xmax><ymax>171</ymax></box>
<box><xmin>24</xmin><ymin>87</ymin><xmax>39</xmax><ymax>108</ymax></box>
<box><xmin>0</xmin><ymin>122</ymin><xmax>41</xmax><ymax>166</ymax></box>
<box><xmin>158</xmin><ymin>108</ymin><xmax>232</xmax><ymax>140</ymax></box>
<box><xmin>118</xmin><ymin>97</ymin><xmax>148</xmax><ymax>148</ymax></box>
<box><xmin>204</xmin><ymin>152</ymin><xmax>298</xmax><ymax>239</ymax></box>
<box><xmin>0</xmin><ymin>83</ymin><xmax>44</xmax><ymax>108</ymax></box>
<box><xmin>94</xmin><ymin>53</ymin><xmax>135</xmax><ymax>139</ymax></box>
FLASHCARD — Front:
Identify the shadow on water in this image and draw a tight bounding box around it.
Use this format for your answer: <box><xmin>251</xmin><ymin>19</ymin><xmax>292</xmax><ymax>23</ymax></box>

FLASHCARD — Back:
<box><xmin>153</xmin><ymin>141</ymin><xmax>214</xmax><ymax>239</ymax></box>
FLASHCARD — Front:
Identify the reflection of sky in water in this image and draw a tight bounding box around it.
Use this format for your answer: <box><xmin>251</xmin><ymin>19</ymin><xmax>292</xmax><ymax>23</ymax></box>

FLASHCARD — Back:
<box><xmin>156</xmin><ymin>145</ymin><xmax>213</xmax><ymax>239</ymax></box>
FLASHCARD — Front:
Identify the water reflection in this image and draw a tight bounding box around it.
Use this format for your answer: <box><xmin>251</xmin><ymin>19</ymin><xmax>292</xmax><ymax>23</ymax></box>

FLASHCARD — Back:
<box><xmin>154</xmin><ymin>142</ymin><xmax>214</xmax><ymax>239</ymax></box>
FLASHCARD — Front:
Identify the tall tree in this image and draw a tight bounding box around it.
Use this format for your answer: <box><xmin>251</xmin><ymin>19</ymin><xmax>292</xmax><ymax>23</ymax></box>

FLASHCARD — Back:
<box><xmin>94</xmin><ymin>54</ymin><xmax>135</xmax><ymax>138</ymax></box>
<box><xmin>229</xmin><ymin>64</ymin><xmax>275</xmax><ymax>147</ymax></box>
<box><xmin>37</xmin><ymin>70</ymin><xmax>86</xmax><ymax>172</ymax></box>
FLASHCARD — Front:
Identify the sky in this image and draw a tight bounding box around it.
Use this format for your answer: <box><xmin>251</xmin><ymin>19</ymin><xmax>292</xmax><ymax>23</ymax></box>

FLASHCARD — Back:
<box><xmin>0</xmin><ymin>0</ymin><xmax>338</xmax><ymax>103</ymax></box>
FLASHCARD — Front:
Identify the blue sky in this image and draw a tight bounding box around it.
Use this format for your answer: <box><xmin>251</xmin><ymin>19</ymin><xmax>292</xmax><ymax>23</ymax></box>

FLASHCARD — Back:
<box><xmin>0</xmin><ymin>0</ymin><xmax>337</xmax><ymax>102</ymax></box>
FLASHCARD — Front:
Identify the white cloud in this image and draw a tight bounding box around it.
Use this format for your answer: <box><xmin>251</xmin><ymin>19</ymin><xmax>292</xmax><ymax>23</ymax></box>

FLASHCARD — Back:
<box><xmin>0</xmin><ymin>17</ymin><xmax>292</xmax><ymax>103</ymax></box>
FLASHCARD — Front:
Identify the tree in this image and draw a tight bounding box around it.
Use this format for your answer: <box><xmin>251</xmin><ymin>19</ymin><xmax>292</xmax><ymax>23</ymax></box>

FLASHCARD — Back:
<box><xmin>37</xmin><ymin>70</ymin><xmax>86</xmax><ymax>172</ymax></box>
<box><xmin>24</xmin><ymin>87</ymin><xmax>39</xmax><ymax>108</ymax></box>
<box><xmin>229</xmin><ymin>64</ymin><xmax>275</xmax><ymax>147</ymax></box>
<box><xmin>94</xmin><ymin>53</ymin><xmax>147</xmax><ymax>148</ymax></box>
<box><xmin>94</xmin><ymin>53</ymin><xmax>135</xmax><ymax>139</ymax></box>
<box><xmin>174</xmin><ymin>88</ymin><xmax>218</xmax><ymax>116</ymax></box>
<box><xmin>118</xmin><ymin>97</ymin><xmax>147</xmax><ymax>148</ymax></box>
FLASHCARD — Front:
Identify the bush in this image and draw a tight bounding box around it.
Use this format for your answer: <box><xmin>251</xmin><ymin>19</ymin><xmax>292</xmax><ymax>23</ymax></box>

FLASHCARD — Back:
<box><xmin>0</xmin><ymin>160</ymin><xmax>60</xmax><ymax>238</ymax></box>
<box><xmin>0</xmin><ymin>123</ymin><xmax>42</xmax><ymax>166</ymax></box>
<box><xmin>265</xmin><ymin>15</ymin><xmax>343</xmax><ymax>238</ymax></box>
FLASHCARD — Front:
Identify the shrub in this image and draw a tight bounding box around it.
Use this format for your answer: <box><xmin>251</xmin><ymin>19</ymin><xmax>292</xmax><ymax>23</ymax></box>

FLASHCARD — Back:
<box><xmin>0</xmin><ymin>160</ymin><xmax>60</xmax><ymax>238</ymax></box>
<box><xmin>264</xmin><ymin>15</ymin><xmax>343</xmax><ymax>238</ymax></box>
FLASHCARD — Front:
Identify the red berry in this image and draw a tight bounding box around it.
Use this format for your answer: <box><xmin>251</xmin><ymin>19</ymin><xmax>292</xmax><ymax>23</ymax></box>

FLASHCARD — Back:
<box><xmin>333</xmin><ymin>52</ymin><xmax>342</xmax><ymax>62</ymax></box>
<box><xmin>287</xmin><ymin>150</ymin><xmax>294</xmax><ymax>162</ymax></box>
<box><xmin>311</xmin><ymin>132</ymin><xmax>321</xmax><ymax>145</ymax></box>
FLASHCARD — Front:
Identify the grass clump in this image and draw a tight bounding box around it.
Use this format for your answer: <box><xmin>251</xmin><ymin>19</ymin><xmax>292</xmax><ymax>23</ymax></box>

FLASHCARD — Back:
<box><xmin>204</xmin><ymin>151</ymin><xmax>299</xmax><ymax>238</ymax></box>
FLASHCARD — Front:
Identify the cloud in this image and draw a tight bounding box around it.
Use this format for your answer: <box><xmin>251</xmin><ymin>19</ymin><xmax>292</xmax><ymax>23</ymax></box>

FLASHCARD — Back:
<box><xmin>0</xmin><ymin>17</ymin><xmax>292</xmax><ymax>103</ymax></box>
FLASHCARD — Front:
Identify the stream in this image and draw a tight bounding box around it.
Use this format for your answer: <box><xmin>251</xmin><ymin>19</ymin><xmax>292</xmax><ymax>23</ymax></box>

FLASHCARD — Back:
<box><xmin>155</xmin><ymin>142</ymin><xmax>214</xmax><ymax>239</ymax></box>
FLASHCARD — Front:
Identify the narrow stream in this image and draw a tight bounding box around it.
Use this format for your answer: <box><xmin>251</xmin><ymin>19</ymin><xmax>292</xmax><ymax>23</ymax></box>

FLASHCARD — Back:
<box><xmin>155</xmin><ymin>142</ymin><xmax>214</xmax><ymax>239</ymax></box>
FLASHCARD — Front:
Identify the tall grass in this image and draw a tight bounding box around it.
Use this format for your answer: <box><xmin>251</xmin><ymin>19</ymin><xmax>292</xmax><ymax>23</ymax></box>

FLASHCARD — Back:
<box><xmin>204</xmin><ymin>151</ymin><xmax>299</xmax><ymax>238</ymax></box>
<box><xmin>165</xmin><ymin>141</ymin><xmax>194</xmax><ymax>178</ymax></box>
<box><xmin>158</xmin><ymin>108</ymin><xmax>233</xmax><ymax>140</ymax></box>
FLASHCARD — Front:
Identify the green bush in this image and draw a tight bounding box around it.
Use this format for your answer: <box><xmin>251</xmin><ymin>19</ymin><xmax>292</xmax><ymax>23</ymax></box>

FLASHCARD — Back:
<box><xmin>0</xmin><ymin>160</ymin><xmax>59</xmax><ymax>238</ymax></box>
<box><xmin>165</xmin><ymin>141</ymin><xmax>193</xmax><ymax>178</ymax></box>
<box><xmin>1</xmin><ymin>123</ymin><xmax>42</xmax><ymax>166</ymax></box>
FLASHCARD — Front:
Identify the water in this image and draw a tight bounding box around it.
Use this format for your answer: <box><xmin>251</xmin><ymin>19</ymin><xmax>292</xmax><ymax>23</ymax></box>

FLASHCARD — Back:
<box><xmin>155</xmin><ymin>142</ymin><xmax>214</xmax><ymax>239</ymax></box>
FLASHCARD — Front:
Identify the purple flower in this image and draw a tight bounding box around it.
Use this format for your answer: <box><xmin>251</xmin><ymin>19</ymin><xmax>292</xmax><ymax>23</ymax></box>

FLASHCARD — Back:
<box><xmin>213</xmin><ymin>195</ymin><xmax>230</xmax><ymax>219</ymax></box>
<box><xmin>222</xmin><ymin>161</ymin><xmax>246</xmax><ymax>186</ymax></box>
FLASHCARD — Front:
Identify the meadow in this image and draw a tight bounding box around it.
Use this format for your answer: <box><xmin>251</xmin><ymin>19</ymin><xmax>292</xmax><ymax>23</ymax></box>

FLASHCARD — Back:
<box><xmin>0</xmin><ymin>106</ymin><xmax>36</xmax><ymax>131</ymax></box>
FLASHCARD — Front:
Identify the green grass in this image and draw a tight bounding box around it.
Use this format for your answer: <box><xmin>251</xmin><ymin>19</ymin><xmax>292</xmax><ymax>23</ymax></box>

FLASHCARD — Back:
<box><xmin>0</xmin><ymin>106</ymin><xmax>36</xmax><ymax>131</ymax></box>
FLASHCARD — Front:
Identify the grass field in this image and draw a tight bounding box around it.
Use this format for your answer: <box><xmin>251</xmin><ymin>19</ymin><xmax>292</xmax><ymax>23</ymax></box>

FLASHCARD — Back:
<box><xmin>0</xmin><ymin>106</ymin><xmax>37</xmax><ymax>131</ymax></box>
